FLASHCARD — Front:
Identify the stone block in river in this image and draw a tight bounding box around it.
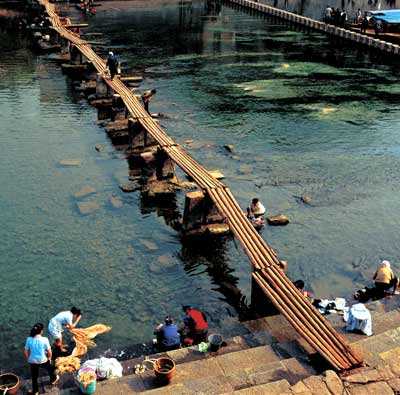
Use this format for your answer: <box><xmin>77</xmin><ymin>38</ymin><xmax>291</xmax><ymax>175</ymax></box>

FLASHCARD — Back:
<box><xmin>59</xmin><ymin>159</ymin><xmax>81</xmax><ymax>167</ymax></box>
<box><xmin>119</xmin><ymin>182</ymin><xmax>139</xmax><ymax>193</ymax></box>
<box><xmin>223</xmin><ymin>144</ymin><xmax>234</xmax><ymax>153</ymax></box>
<box><xmin>209</xmin><ymin>170</ymin><xmax>224</xmax><ymax>179</ymax></box>
<box><xmin>77</xmin><ymin>200</ymin><xmax>100</xmax><ymax>215</ymax></box>
<box><xmin>139</xmin><ymin>239</ymin><xmax>158</xmax><ymax>251</ymax></box>
<box><xmin>267</xmin><ymin>214</ymin><xmax>289</xmax><ymax>226</ymax></box>
<box><xmin>110</xmin><ymin>195</ymin><xmax>123</xmax><ymax>208</ymax></box>
<box><xmin>74</xmin><ymin>186</ymin><xmax>96</xmax><ymax>199</ymax></box>
<box><xmin>238</xmin><ymin>164</ymin><xmax>253</xmax><ymax>175</ymax></box>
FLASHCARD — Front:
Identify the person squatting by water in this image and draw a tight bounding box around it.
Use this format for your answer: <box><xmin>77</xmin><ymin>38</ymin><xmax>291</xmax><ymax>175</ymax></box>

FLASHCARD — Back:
<box><xmin>24</xmin><ymin>323</ymin><xmax>59</xmax><ymax>395</ymax></box>
<box><xmin>106</xmin><ymin>51</ymin><xmax>118</xmax><ymax>79</ymax></box>
<box><xmin>293</xmin><ymin>279</ymin><xmax>313</xmax><ymax>300</ymax></box>
<box><xmin>247</xmin><ymin>197</ymin><xmax>266</xmax><ymax>229</ymax></box>
<box><xmin>154</xmin><ymin>316</ymin><xmax>181</xmax><ymax>351</ymax></box>
<box><xmin>48</xmin><ymin>307</ymin><xmax>82</xmax><ymax>352</ymax></box>
<box><xmin>182</xmin><ymin>306</ymin><xmax>209</xmax><ymax>345</ymax></box>
<box><xmin>373</xmin><ymin>260</ymin><xmax>399</xmax><ymax>296</ymax></box>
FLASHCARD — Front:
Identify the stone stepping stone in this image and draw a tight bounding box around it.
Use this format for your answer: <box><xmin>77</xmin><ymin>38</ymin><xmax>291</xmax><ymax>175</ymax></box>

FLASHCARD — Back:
<box><xmin>74</xmin><ymin>186</ymin><xmax>96</xmax><ymax>199</ymax></box>
<box><xmin>77</xmin><ymin>200</ymin><xmax>100</xmax><ymax>215</ymax></box>
<box><xmin>139</xmin><ymin>239</ymin><xmax>158</xmax><ymax>251</ymax></box>
<box><xmin>110</xmin><ymin>195</ymin><xmax>123</xmax><ymax>208</ymax></box>
<box><xmin>59</xmin><ymin>159</ymin><xmax>81</xmax><ymax>167</ymax></box>
<box><xmin>267</xmin><ymin>214</ymin><xmax>289</xmax><ymax>226</ymax></box>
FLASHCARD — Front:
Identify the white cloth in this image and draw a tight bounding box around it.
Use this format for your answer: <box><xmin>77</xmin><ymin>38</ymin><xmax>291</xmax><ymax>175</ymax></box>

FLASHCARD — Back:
<box><xmin>82</xmin><ymin>357</ymin><xmax>123</xmax><ymax>379</ymax></box>
<box><xmin>250</xmin><ymin>202</ymin><xmax>265</xmax><ymax>216</ymax></box>
<box><xmin>344</xmin><ymin>303</ymin><xmax>372</xmax><ymax>336</ymax></box>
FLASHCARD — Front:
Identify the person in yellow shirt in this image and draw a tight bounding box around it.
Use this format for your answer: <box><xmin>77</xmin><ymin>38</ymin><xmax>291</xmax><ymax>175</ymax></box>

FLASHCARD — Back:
<box><xmin>373</xmin><ymin>260</ymin><xmax>398</xmax><ymax>296</ymax></box>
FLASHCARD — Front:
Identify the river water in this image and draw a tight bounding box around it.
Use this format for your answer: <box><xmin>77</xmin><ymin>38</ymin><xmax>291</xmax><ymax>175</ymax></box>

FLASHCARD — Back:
<box><xmin>2</xmin><ymin>0</ymin><xmax>400</xmax><ymax>371</ymax></box>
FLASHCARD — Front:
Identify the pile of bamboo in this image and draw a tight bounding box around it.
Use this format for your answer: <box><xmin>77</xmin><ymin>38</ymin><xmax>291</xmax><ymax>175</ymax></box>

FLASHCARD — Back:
<box><xmin>37</xmin><ymin>0</ymin><xmax>363</xmax><ymax>370</ymax></box>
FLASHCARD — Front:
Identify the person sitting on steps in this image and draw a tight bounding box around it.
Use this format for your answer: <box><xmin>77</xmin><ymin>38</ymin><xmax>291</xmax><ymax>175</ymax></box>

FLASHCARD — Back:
<box><xmin>154</xmin><ymin>316</ymin><xmax>181</xmax><ymax>351</ymax></box>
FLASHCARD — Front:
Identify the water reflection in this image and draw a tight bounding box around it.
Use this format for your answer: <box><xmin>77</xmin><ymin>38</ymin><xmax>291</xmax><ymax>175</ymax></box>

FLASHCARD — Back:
<box><xmin>180</xmin><ymin>235</ymin><xmax>251</xmax><ymax>319</ymax></box>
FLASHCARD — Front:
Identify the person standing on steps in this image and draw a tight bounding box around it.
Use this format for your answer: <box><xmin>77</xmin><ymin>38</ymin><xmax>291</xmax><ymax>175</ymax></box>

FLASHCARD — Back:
<box><xmin>48</xmin><ymin>307</ymin><xmax>82</xmax><ymax>353</ymax></box>
<box><xmin>24</xmin><ymin>323</ymin><xmax>59</xmax><ymax>395</ymax></box>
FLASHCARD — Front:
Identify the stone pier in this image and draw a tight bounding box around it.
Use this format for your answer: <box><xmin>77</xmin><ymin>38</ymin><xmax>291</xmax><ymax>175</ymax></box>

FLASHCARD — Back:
<box><xmin>182</xmin><ymin>190</ymin><xmax>230</xmax><ymax>236</ymax></box>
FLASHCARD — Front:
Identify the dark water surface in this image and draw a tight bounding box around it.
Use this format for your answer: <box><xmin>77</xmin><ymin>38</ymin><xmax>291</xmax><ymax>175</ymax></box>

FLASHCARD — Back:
<box><xmin>2</xmin><ymin>0</ymin><xmax>400</xmax><ymax>371</ymax></box>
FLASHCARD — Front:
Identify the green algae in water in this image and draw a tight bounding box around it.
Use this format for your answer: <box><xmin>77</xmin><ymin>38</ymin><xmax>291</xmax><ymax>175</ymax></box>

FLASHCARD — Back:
<box><xmin>293</xmin><ymin>101</ymin><xmax>382</xmax><ymax>123</ymax></box>
<box><xmin>273</xmin><ymin>62</ymin><xmax>350</xmax><ymax>77</ymax></box>
<box><xmin>235</xmin><ymin>79</ymin><xmax>359</xmax><ymax>100</ymax></box>
<box><xmin>373</xmin><ymin>83</ymin><xmax>400</xmax><ymax>95</ymax></box>
<box><xmin>236</xmin><ymin>79</ymin><xmax>298</xmax><ymax>100</ymax></box>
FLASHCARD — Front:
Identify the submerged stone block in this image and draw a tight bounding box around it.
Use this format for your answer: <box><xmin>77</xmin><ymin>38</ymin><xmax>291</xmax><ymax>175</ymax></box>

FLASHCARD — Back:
<box><xmin>267</xmin><ymin>214</ymin><xmax>289</xmax><ymax>226</ymax></box>
<box><xmin>74</xmin><ymin>186</ymin><xmax>96</xmax><ymax>199</ymax></box>
<box><xmin>77</xmin><ymin>200</ymin><xmax>100</xmax><ymax>215</ymax></box>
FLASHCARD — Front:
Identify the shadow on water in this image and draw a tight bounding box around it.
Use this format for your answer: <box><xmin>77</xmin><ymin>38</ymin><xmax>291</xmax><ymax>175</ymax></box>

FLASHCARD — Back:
<box><xmin>125</xmin><ymin>150</ymin><xmax>251</xmax><ymax>319</ymax></box>
<box><xmin>179</xmin><ymin>234</ymin><xmax>252</xmax><ymax>319</ymax></box>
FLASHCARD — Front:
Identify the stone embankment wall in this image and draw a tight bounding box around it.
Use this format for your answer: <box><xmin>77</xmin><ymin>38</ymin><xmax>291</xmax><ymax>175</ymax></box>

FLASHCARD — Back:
<box><xmin>228</xmin><ymin>0</ymin><xmax>400</xmax><ymax>55</ymax></box>
<box><xmin>261</xmin><ymin>0</ymin><xmax>398</xmax><ymax>21</ymax></box>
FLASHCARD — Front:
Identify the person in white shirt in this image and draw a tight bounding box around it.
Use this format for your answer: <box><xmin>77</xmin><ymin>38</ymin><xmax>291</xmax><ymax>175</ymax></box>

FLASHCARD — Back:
<box><xmin>24</xmin><ymin>323</ymin><xmax>59</xmax><ymax>395</ymax></box>
<box><xmin>247</xmin><ymin>198</ymin><xmax>266</xmax><ymax>218</ymax></box>
<box><xmin>325</xmin><ymin>6</ymin><xmax>332</xmax><ymax>23</ymax></box>
<box><xmin>48</xmin><ymin>307</ymin><xmax>82</xmax><ymax>352</ymax></box>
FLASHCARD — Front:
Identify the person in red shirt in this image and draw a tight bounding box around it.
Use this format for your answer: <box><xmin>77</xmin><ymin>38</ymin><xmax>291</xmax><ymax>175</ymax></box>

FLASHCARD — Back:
<box><xmin>182</xmin><ymin>306</ymin><xmax>209</xmax><ymax>345</ymax></box>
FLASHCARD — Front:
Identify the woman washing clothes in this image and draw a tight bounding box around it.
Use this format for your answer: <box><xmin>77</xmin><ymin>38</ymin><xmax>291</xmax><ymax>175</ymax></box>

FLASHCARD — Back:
<box><xmin>373</xmin><ymin>260</ymin><xmax>399</xmax><ymax>297</ymax></box>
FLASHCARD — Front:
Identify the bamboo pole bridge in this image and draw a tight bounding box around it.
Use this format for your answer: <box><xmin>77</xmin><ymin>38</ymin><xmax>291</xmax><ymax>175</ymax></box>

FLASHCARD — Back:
<box><xmin>37</xmin><ymin>0</ymin><xmax>363</xmax><ymax>371</ymax></box>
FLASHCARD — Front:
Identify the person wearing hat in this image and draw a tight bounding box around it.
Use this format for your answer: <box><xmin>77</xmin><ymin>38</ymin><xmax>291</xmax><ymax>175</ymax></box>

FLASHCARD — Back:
<box><xmin>106</xmin><ymin>51</ymin><xmax>118</xmax><ymax>79</ymax></box>
<box><xmin>24</xmin><ymin>323</ymin><xmax>59</xmax><ymax>395</ymax></box>
<box><xmin>154</xmin><ymin>316</ymin><xmax>181</xmax><ymax>351</ymax></box>
<box><xmin>373</xmin><ymin>260</ymin><xmax>399</xmax><ymax>296</ymax></box>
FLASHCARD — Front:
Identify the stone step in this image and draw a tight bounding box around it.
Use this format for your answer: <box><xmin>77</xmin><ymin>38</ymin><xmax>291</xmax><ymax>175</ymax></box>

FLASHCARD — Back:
<box><xmin>93</xmin><ymin>356</ymin><xmax>311</xmax><ymax>394</ymax></box>
<box><xmin>232</xmin><ymin>379</ymin><xmax>291</xmax><ymax>394</ymax></box>
<box><xmin>352</xmin><ymin>326</ymin><xmax>400</xmax><ymax>367</ymax></box>
<box><xmin>91</xmin><ymin>344</ymin><xmax>289</xmax><ymax>394</ymax></box>
<box><xmin>243</xmin><ymin>306</ymin><xmax>400</xmax><ymax>358</ymax></box>
<box><xmin>93</xmin><ymin>346</ymin><xmax>315</xmax><ymax>395</ymax></box>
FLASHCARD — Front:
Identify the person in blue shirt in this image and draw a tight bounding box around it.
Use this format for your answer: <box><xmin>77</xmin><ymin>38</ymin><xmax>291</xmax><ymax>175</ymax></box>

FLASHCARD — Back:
<box><xmin>48</xmin><ymin>307</ymin><xmax>82</xmax><ymax>352</ymax></box>
<box><xmin>24</xmin><ymin>323</ymin><xmax>59</xmax><ymax>395</ymax></box>
<box><xmin>154</xmin><ymin>316</ymin><xmax>181</xmax><ymax>351</ymax></box>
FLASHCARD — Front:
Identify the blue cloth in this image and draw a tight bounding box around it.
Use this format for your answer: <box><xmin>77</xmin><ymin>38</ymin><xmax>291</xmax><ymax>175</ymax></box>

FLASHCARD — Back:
<box><xmin>161</xmin><ymin>324</ymin><xmax>180</xmax><ymax>347</ymax></box>
<box><xmin>25</xmin><ymin>336</ymin><xmax>51</xmax><ymax>364</ymax></box>
<box><xmin>370</xmin><ymin>10</ymin><xmax>400</xmax><ymax>24</ymax></box>
<box><xmin>48</xmin><ymin>311</ymin><xmax>73</xmax><ymax>339</ymax></box>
